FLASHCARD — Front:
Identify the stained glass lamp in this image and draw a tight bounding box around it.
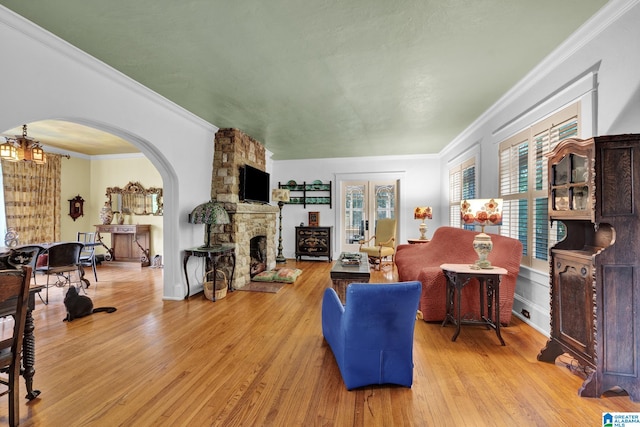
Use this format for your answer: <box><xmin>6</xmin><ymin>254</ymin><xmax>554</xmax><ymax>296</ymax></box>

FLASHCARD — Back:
<box><xmin>189</xmin><ymin>200</ymin><xmax>230</xmax><ymax>248</ymax></box>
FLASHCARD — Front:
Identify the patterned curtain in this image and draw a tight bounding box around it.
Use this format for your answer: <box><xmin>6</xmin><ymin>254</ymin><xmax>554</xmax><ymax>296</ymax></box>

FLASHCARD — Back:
<box><xmin>1</xmin><ymin>154</ymin><xmax>62</xmax><ymax>244</ymax></box>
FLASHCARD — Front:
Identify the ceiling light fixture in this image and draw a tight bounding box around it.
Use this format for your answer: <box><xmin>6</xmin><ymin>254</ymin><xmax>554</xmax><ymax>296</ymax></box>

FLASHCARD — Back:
<box><xmin>0</xmin><ymin>124</ymin><xmax>46</xmax><ymax>164</ymax></box>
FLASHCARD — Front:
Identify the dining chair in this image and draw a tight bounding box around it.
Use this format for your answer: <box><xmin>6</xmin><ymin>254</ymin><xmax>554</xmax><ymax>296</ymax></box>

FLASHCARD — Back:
<box><xmin>77</xmin><ymin>232</ymin><xmax>98</xmax><ymax>282</ymax></box>
<box><xmin>35</xmin><ymin>242</ymin><xmax>87</xmax><ymax>304</ymax></box>
<box><xmin>0</xmin><ymin>266</ymin><xmax>32</xmax><ymax>426</ymax></box>
<box><xmin>13</xmin><ymin>245</ymin><xmax>46</xmax><ymax>284</ymax></box>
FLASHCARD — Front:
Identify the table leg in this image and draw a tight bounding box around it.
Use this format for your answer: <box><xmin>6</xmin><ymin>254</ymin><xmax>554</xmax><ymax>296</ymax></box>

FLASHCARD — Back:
<box><xmin>479</xmin><ymin>278</ymin><xmax>486</xmax><ymax>324</ymax></box>
<box><xmin>78</xmin><ymin>265</ymin><xmax>90</xmax><ymax>290</ymax></box>
<box><xmin>441</xmin><ymin>275</ymin><xmax>453</xmax><ymax>328</ymax></box>
<box><xmin>491</xmin><ymin>278</ymin><xmax>505</xmax><ymax>346</ymax></box>
<box><xmin>210</xmin><ymin>254</ymin><xmax>219</xmax><ymax>302</ymax></box>
<box><xmin>22</xmin><ymin>308</ymin><xmax>41</xmax><ymax>400</ymax></box>
<box><xmin>183</xmin><ymin>253</ymin><xmax>191</xmax><ymax>299</ymax></box>
<box><xmin>452</xmin><ymin>281</ymin><xmax>463</xmax><ymax>341</ymax></box>
<box><xmin>228</xmin><ymin>253</ymin><xmax>236</xmax><ymax>291</ymax></box>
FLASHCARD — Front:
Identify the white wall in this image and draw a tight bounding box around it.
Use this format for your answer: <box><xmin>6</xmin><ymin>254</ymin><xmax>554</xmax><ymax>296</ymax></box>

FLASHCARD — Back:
<box><xmin>0</xmin><ymin>7</ymin><xmax>217</xmax><ymax>300</ymax></box>
<box><xmin>271</xmin><ymin>154</ymin><xmax>440</xmax><ymax>260</ymax></box>
<box><xmin>438</xmin><ymin>0</ymin><xmax>640</xmax><ymax>333</ymax></box>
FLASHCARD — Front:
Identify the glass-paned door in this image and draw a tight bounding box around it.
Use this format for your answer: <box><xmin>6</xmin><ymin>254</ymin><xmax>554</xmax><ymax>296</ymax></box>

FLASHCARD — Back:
<box><xmin>341</xmin><ymin>180</ymin><xmax>397</xmax><ymax>253</ymax></box>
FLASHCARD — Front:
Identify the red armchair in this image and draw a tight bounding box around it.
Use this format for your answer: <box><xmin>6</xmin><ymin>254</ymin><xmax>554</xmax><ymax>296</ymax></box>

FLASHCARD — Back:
<box><xmin>395</xmin><ymin>227</ymin><xmax>522</xmax><ymax>325</ymax></box>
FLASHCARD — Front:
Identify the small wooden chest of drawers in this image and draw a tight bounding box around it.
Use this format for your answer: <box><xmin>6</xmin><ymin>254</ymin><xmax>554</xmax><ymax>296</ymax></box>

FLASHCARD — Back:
<box><xmin>295</xmin><ymin>226</ymin><xmax>332</xmax><ymax>261</ymax></box>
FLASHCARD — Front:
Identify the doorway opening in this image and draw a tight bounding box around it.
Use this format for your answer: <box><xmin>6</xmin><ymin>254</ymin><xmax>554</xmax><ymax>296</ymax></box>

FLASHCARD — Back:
<box><xmin>340</xmin><ymin>179</ymin><xmax>398</xmax><ymax>254</ymax></box>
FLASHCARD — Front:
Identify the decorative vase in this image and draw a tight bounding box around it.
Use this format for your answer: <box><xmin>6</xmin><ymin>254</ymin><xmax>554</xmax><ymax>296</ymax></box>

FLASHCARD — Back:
<box><xmin>472</xmin><ymin>232</ymin><xmax>493</xmax><ymax>269</ymax></box>
<box><xmin>418</xmin><ymin>222</ymin><xmax>428</xmax><ymax>240</ymax></box>
<box><xmin>99</xmin><ymin>202</ymin><xmax>113</xmax><ymax>225</ymax></box>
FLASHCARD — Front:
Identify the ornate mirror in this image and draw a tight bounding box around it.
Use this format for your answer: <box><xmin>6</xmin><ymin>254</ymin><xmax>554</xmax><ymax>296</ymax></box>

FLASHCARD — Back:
<box><xmin>106</xmin><ymin>181</ymin><xmax>163</xmax><ymax>216</ymax></box>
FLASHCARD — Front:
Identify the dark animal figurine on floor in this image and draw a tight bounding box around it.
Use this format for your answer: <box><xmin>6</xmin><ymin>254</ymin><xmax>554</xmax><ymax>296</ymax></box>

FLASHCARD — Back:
<box><xmin>63</xmin><ymin>286</ymin><xmax>117</xmax><ymax>322</ymax></box>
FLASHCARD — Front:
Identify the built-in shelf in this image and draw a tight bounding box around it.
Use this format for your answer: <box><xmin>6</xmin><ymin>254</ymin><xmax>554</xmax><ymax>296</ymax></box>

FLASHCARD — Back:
<box><xmin>278</xmin><ymin>181</ymin><xmax>332</xmax><ymax>208</ymax></box>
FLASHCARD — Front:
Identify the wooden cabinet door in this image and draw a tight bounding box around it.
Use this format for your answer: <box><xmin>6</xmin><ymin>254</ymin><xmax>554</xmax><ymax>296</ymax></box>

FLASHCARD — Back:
<box><xmin>552</xmin><ymin>252</ymin><xmax>594</xmax><ymax>364</ymax></box>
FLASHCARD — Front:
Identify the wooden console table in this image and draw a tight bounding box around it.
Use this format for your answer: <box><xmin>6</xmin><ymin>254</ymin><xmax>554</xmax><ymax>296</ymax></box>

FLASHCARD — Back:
<box><xmin>95</xmin><ymin>224</ymin><xmax>151</xmax><ymax>267</ymax></box>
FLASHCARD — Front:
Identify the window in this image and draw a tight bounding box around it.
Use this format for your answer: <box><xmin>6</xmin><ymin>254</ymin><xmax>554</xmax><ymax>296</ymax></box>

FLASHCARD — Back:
<box><xmin>449</xmin><ymin>157</ymin><xmax>476</xmax><ymax>228</ymax></box>
<box><xmin>0</xmin><ymin>162</ymin><xmax>5</xmax><ymax>237</ymax></box>
<box><xmin>499</xmin><ymin>103</ymin><xmax>578</xmax><ymax>270</ymax></box>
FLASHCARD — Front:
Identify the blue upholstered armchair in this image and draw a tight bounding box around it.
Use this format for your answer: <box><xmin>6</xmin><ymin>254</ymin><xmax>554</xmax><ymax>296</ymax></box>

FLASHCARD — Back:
<box><xmin>321</xmin><ymin>281</ymin><xmax>421</xmax><ymax>390</ymax></box>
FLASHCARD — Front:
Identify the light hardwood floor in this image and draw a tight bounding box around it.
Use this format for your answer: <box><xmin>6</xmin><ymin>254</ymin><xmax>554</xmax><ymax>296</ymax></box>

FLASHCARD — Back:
<box><xmin>2</xmin><ymin>260</ymin><xmax>640</xmax><ymax>426</ymax></box>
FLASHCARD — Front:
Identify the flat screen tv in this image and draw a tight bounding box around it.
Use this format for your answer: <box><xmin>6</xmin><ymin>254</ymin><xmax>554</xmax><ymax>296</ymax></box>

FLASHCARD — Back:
<box><xmin>239</xmin><ymin>164</ymin><xmax>270</xmax><ymax>204</ymax></box>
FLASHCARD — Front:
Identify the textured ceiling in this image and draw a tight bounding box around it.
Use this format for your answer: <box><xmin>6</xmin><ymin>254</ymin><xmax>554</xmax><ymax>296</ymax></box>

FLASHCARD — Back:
<box><xmin>0</xmin><ymin>1</ymin><xmax>607</xmax><ymax>159</ymax></box>
<box><xmin>1</xmin><ymin>121</ymin><xmax>139</xmax><ymax>157</ymax></box>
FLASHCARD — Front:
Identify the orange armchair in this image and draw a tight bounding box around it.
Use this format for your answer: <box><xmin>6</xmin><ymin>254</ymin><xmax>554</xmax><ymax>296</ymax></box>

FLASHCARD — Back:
<box><xmin>395</xmin><ymin>226</ymin><xmax>522</xmax><ymax>325</ymax></box>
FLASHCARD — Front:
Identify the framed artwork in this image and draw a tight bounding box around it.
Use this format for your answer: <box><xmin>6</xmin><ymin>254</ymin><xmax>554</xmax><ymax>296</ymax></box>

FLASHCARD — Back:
<box><xmin>308</xmin><ymin>211</ymin><xmax>320</xmax><ymax>227</ymax></box>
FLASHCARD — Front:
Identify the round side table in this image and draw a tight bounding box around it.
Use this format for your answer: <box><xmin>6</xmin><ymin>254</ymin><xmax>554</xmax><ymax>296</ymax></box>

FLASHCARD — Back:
<box><xmin>408</xmin><ymin>238</ymin><xmax>430</xmax><ymax>244</ymax></box>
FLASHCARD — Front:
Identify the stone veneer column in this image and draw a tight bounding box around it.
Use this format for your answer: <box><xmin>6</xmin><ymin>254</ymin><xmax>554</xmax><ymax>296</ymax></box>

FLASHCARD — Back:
<box><xmin>212</xmin><ymin>128</ymin><xmax>266</xmax><ymax>205</ymax></box>
<box><xmin>211</xmin><ymin>128</ymin><xmax>278</xmax><ymax>289</ymax></box>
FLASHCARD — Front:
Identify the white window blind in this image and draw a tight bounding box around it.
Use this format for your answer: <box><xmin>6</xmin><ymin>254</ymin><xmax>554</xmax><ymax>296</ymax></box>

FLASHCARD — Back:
<box><xmin>498</xmin><ymin>102</ymin><xmax>579</xmax><ymax>270</ymax></box>
<box><xmin>449</xmin><ymin>157</ymin><xmax>476</xmax><ymax>228</ymax></box>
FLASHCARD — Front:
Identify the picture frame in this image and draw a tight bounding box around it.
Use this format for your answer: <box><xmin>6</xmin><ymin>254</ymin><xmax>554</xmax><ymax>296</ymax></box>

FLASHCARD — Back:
<box><xmin>308</xmin><ymin>211</ymin><xmax>319</xmax><ymax>227</ymax></box>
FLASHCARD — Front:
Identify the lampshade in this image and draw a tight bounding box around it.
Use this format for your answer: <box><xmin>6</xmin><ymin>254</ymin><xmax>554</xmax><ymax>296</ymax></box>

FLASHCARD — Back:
<box><xmin>272</xmin><ymin>188</ymin><xmax>290</xmax><ymax>203</ymax></box>
<box><xmin>414</xmin><ymin>206</ymin><xmax>433</xmax><ymax>220</ymax></box>
<box><xmin>460</xmin><ymin>198</ymin><xmax>503</xmax><ymax>229</ymax></box>
<box><xmin>188</xmin><ymin>200</ymin><xmax>230</xmax><ymax>225</ymax></box>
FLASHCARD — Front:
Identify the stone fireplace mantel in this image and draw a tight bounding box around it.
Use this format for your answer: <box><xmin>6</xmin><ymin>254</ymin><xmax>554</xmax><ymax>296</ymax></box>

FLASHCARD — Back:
<box><xmin>220</xmin><ymin>203</ymin><xmax>279</xmax><ymax>289</ymax></box>
<box><xmin>211</xmin><ymin>128</ymin><xmax>278</xmax><ymax>289</ymax></box>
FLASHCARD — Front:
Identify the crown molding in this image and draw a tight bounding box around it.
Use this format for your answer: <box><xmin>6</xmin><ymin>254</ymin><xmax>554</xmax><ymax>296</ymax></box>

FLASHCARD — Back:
<box><xmin>0</xmin><ymin>5</ymin><xmax>215</xmax><ymax>133</ymax></box>
<box><xmin>440</xmin><ymin>0</ymin><xmax>640</xmax><ymax>159</ymax></box>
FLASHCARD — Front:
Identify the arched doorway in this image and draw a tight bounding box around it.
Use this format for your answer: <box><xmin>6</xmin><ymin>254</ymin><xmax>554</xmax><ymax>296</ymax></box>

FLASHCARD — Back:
<box><xmin>1</xmin><ymin>118</ymin><xmax>181</xmax><ymax>300</ymax></box>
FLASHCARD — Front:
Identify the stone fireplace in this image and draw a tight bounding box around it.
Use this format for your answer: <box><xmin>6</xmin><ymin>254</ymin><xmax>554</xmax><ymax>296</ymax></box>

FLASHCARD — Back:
<box><xmin>211</xmin><ymin>128</ymin><xmax>279</xmax><ymax>289</ymax></box>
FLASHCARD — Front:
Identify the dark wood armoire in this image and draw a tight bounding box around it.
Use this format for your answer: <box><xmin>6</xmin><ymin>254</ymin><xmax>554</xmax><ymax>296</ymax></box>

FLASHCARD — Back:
<box><xmin>538</xmin><ymin>134</ymin><xmax>640</xmax><ymax>401</ymax></box>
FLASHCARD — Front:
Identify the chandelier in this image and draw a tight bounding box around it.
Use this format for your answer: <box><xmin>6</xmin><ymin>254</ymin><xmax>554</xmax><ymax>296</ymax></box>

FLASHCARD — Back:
<box><xmin>0</xmin><ymin>124</ymin><xmax>46</xmax><ymax>164</ymax></box>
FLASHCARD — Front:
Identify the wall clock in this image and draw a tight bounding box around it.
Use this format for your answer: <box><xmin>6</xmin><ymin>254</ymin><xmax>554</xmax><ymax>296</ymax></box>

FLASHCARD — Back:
<box><xmin>69</xmin><ymin>195</ymin><xmax>85</xmax><ymax>221</ymax></box>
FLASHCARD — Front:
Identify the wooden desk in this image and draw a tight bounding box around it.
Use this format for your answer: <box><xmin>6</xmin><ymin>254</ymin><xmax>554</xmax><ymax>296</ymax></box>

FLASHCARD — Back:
<box><xmin>0</xmin><ymin>286</ymin><xmax>43</xmax><ymax>400</ymax></box>
<box><xmin>95</xmin><ymin>224</ymin><xmax>151</xmax><ymax>267</ymax></box>
<box><xmin>440</xmin><ymin>263</ymin><xmax>508</xmax><ymax>346</ymax></box>
<box><xmin>183</xmin><ymin>244</ymin><xmax>236</xmax><ymax>300</ymax></box>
